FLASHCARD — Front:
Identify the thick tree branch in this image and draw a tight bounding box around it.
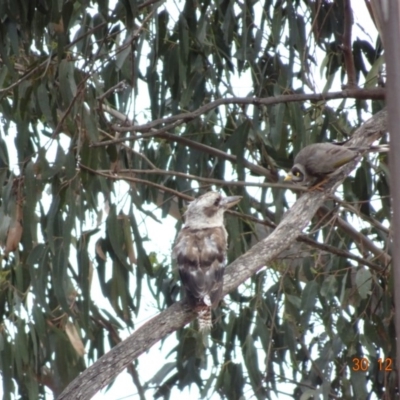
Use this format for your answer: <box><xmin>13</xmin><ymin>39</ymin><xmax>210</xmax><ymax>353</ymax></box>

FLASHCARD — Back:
<box><xmin>58</xmin><ymin>109</ymin><xmax>388</xmax><ymax>400</ymax></box>
<box><xmin>92</xmin><ymin>314</ymin><xmax>146</xmax><ymax>400</ymax></box>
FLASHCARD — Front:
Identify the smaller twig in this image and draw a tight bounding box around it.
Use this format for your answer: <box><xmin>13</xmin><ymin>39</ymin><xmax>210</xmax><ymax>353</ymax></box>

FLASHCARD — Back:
<box><xmin>79</xmin><ymin>163</ymin><xmax>193</xmax><ymax>202</ymax></box>
<box><xmin>341</xmin><ymin>0</ymin><xmax>358</xmax><ymax>88</ymax></box>
<box><xmin>309</xmin><ymin>203</ymin><xmax>340</xmax><ymax>235</ymax></box>
<box><xmin>231</xmin><ymin>207</ymin><xmax>384</xmax><ymax>272</ymax></box>
<box><xmin>241</xmin><ymin>198</ymin><xmax>385</xmax><ymax>272</ymax></box>
<box><xmin>0</xmin><ymin>57</ymin><xmax>51</xmax><ymax>94</ymax></box>
<box><xmin>92</xmin><ymin>126</ymin><xmax>278</xmax><ymax>181</ymax></box>
<box><xmin>139</xmin><ymin>0</ymin><xmax>165</xmax><ymax>9</ymax></box>
<box><xmin>297</xmin><ymin>235</ymin><xmax>384</xmax><ymax>273</ymax></box>
<box><xmin>98</xmin><ymin>168</ymin><xmax>304</xmax><ymax>191</ymax></box>
<box><xmin>52</xmin><ymin>76</ymin><xmax>90</xmax><ymax>138</ymax></box>
<box><xmin>265</xmin><ymin>266</ymin><xmax>288</xmax><ymax>382</ymax></box>
<box><xmin>333</xmin><ymin>194</ymin><xmax>390</xmax><ymax>235</ymax></box>
<box><xmin>67</xmin><ymin>22</ymin><xmax>108</xmax><ymax>52</ymax></box>
<box><xmin>99</xmin><ymin>104</ymin><xmax>134</xmax><ymax>128</ymax></box>
<box><xmin>97</xmin><ymin>89</ymin><xmax>385</xmax><ymax>134</ymax></box>
<box><xmin>318</xmin><ymin>205</ymin><xmax>391</xmax><ymax>266</ymax></box>
<box><xmin>99</xmin><ymin>128</ymin><xmax>159</xmax><ymax>169</ymax></box>
<box><xmin>106</xmin><ymin>7</ymin><xmax>158</xmax><ymax>62</ymax></box>
<box><xmin>98</xmin><ymin>81</ymin><xmax>128</xmax><ymax>101</ymax></box>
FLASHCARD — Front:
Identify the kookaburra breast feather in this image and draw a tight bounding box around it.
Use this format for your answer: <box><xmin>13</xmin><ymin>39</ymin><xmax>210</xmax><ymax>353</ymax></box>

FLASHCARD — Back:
<box><xmin>172</xmin><ymin>192</ymin><xmax>242</xmax><ymax>332</ymax></box>
<box><xmin>284</xmin><ymin>142</ymin><xmax>388</xmax><ymax>187</ymax></box>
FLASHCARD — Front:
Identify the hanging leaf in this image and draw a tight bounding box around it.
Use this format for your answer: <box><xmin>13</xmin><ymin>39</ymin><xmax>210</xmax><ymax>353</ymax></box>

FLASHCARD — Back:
<box><xmin>65</xmin><ymin>321</ymin><xmax>85</xmax><ymax>357</ymax></box>
<box><xmin>355</xmin><ymin>267</ymin><xmax>372</xmax><ymax>300</ymax></box>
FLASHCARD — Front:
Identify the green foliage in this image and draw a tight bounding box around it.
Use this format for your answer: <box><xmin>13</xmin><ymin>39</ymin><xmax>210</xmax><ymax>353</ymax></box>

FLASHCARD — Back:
<box><xmin>0</xmin><ymin>0</ymin><xmax>392</xmax><ymax>398</ymax></box>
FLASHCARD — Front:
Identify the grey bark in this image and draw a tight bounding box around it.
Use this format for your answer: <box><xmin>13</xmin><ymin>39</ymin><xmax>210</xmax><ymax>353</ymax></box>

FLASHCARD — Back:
<box><xmin>378</xmin><ymin>0</ymin><xmax>400</xmax><ymax>382</ymax></box>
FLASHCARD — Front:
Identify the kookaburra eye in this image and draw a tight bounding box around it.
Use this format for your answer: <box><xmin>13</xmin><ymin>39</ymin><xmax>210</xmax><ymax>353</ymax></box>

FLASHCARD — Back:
<box><xmin>214</xmin><ymin>197</ymin><xmax>221</xmax><ymax>206</ymax></box>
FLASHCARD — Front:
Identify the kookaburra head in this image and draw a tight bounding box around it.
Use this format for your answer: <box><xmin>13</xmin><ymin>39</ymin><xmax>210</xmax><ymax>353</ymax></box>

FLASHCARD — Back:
<box><xmin>183</xmin><ymin>192</ymin><xmax>242</xmax><ymax>229</ymax></box>
<box><xmin>173</xmin><ymin>191</ymin><xmax>242</xmax><ymax>332</ymax></box>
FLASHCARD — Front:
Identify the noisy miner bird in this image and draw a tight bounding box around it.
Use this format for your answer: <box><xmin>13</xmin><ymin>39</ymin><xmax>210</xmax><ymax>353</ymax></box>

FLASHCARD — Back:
<box><xmin>284</xmin><ymin>142</ymin><xmax>388</xmax><ymax>188</ymax></box>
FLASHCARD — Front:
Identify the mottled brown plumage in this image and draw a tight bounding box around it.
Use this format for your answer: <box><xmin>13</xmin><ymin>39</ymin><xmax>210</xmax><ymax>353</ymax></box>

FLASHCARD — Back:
<box><xmin>173</xmin><ymin>192</ymin><xmax>241</xmax><ymax>331</ymax></box>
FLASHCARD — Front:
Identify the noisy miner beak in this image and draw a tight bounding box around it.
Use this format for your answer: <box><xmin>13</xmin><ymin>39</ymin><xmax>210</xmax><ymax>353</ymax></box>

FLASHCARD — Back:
<box><xmin>284</xmin><ymin>173</ymin><xmax>293</xmax><ymax>181</ymax></box>
<box><xmin>221</xmin><ymin>196</ymin><xmax>242</xmax><ymax>208</ymax></box>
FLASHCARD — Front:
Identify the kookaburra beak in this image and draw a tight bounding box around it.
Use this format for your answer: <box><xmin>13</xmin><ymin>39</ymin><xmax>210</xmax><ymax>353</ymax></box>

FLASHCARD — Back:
<box><xmin>222</xmin><ymin>196</ymin><xmax>242</xmax><ymax>208</ymax></box>
<box><xmin>284</xmin><ymin>173</ymin><xmax>293</xmax><ymax>181</ymax></box>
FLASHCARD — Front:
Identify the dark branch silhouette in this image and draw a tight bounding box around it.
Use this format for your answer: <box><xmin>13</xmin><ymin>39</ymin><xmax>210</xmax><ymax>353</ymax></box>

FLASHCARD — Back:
<box><xmin>95</xmin><ymin>88</ymin><xmax>385</xmax><ymax>137</ymax></box>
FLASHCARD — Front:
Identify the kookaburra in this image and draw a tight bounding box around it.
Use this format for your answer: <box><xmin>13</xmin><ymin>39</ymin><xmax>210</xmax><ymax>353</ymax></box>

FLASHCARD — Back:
<box><xmin>173</xmin><ymin>192</ymin><xmax>242</xmax><ymax>332</ymax></box>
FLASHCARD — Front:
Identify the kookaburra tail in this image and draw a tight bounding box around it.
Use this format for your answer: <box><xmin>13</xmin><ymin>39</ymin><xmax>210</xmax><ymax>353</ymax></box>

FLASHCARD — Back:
<box><xmin>173</xmin><ymin>192</ymin><xmax>242</xmax><ymax>332</ymax></box>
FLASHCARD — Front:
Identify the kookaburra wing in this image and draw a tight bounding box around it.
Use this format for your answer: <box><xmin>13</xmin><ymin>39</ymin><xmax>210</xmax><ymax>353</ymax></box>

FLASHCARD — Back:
<box><xmin>284</xmin><ymin>142</ymin><xmax>389</xmax><ymax>187</ymax></box>
<box><xmin>172</xmin><ymin>192</ymin><xmax>242</xmax><ymax>332</ymax></box>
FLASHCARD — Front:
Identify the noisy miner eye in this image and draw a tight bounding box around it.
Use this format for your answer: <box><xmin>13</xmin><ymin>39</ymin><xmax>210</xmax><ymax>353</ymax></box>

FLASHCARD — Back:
<box><xmin>295</xmin><ymin>171</ymin><xmax>301</xmax><ymax>177</ymax></box>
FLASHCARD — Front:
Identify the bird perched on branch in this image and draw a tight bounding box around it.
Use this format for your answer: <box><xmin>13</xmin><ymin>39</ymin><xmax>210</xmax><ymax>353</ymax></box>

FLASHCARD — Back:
<box><xmin>284</xmin><ymin>142</ymin><xmax>389</xmax><ymax>188</ymax></box>
<box><xmin>173</xmin><ymin>192</ymin><xmax>242</xmax><ymax>332</ymax></box>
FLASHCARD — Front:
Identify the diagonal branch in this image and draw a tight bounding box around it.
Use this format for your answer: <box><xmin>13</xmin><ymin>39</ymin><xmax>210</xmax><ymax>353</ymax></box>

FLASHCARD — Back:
<box><xmin>58</xmin><ymin>109</ymin><xmax>388</xmax><ymax>400</ymax></box>
<box><xmin>317</xmin><ymin>205</ymin><xmax>390</xmax><ymax>265</ymax></box>
<box><xmin>95</xmin><ymin>88</ymin><xmax>385</xmax><ymax>136</ymax></box>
